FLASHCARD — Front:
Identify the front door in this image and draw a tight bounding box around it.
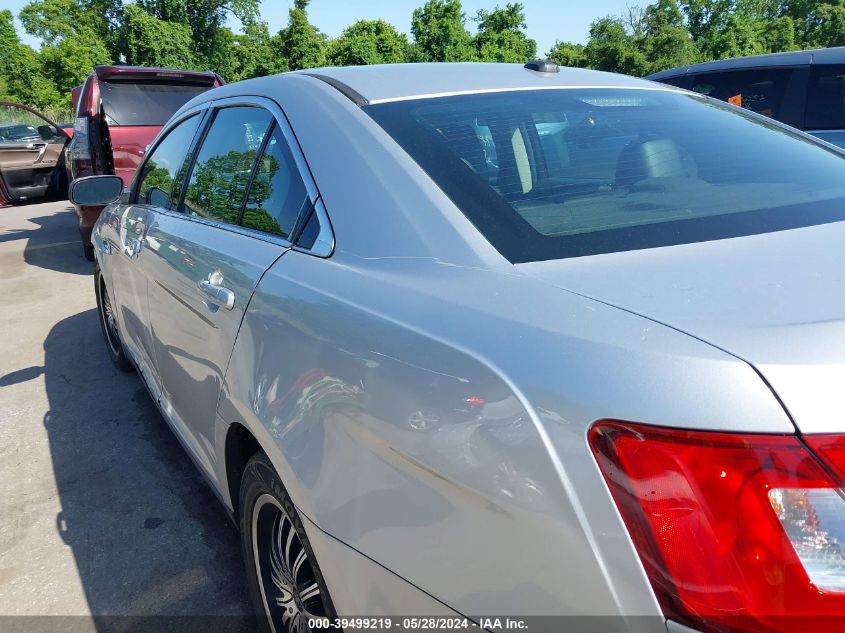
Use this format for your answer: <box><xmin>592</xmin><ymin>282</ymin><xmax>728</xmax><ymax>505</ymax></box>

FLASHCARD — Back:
<box><xmin>0</xmin><ymin>102</ymin><xmax>68</xmax><ymax>202</ymax></box>
<box><xmin>143</xmin><ymin>105</ymin><xmax>286</xmax><ymax>483</ymax></box>
<box><xmin>112</xmin><ymin>112</ymin><xmax>205</xmax><ymax>398</ymax></box>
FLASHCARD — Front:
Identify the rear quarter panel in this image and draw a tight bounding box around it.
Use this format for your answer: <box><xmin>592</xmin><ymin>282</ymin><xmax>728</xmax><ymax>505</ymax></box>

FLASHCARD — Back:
<box><xmin>218</xmin><ymin>250</ymin><xmax>792</xmax><ymax>619</ymax></box>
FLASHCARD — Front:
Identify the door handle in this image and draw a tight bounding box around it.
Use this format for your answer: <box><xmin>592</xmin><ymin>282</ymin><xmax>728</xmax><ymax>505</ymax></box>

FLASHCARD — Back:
<box><xmin>199</xmin><ymin>274</ymin><xmax>235</xmax><ymax>312</ymax></box>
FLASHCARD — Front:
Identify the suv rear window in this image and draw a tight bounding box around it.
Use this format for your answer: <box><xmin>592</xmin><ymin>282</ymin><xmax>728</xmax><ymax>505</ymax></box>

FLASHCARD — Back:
<box><xmin>100</xmin><ymin>81</ymin><xmax>212</xmax><ymax>126</ymax></box>
<box><xmin>690</xmin><ymin>68</ymin><xmax>794</xmax><ymax>121</ymax></box>
<box><xmin>805</xmin><ymin>65</ymin><xmax>845</xmax><ymax>130</ymax></box>
<box><xmin>366</xmin><ymin>88</ymin><xmax>845</xmax><ymax>263</ymax></box>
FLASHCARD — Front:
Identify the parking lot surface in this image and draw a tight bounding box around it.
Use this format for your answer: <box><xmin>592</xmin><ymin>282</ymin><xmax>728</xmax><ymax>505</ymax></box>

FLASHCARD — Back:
<box><xmin>0</xmin><ymin>200</ymin><xmax>251</xmax><ymax>624</ymax></box>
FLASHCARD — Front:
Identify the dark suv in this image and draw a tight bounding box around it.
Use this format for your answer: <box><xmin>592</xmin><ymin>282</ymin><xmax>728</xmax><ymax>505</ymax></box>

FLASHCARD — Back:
<box><xmin>648</xmin><ymin>47</ymin><xmax>845</xmax><ymax>149</ymax></box>
<box><xmin>68</xmin><ymin>65</ymin><xmax>223</xmax><ymax>260</ymax></box>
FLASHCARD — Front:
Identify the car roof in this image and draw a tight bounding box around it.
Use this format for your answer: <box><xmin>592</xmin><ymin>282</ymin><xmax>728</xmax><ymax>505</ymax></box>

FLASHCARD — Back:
<box><xmin>292</xmin><ymin>62</ymin><xmax>673</xmax><ymax>105</ymax></box>
<box><xmin>647</xmin><ymin>46</ymin><xmax>845</xmax><ymax>81</ymax></box>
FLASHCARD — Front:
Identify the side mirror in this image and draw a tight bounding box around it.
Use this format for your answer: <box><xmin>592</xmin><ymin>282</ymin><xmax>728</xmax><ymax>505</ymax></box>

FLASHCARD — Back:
<box><xmin>69</xmin><ymin>175</ymin><xmax>123</xmax><ymax>206</ymax></box>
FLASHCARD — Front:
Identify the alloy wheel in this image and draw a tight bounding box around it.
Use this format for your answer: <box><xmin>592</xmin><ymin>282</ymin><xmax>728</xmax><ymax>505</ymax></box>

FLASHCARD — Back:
<box><xmin>252</xmin><ymin>494</ymin><xmax>329</xmax><ymax>633</ymax></box>
<box><xmin>99</xmin><ymin>280</ymin><xmax>122</xmax><ymax>357</ymax></box>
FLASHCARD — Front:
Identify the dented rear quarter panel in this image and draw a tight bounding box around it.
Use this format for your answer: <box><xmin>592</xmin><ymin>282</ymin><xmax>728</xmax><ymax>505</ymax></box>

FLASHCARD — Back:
<box><xmin>217</xmin><ymin>248</ymin><xmax>792</xmax><ymax>619</ymax></box>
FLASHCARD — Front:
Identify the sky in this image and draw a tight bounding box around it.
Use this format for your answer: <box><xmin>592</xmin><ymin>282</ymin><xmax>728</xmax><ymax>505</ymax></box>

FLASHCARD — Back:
<box><xmin>5</xmin><ymin>0</ymin><xmax>631</xmax><ymax>55</ymax></box>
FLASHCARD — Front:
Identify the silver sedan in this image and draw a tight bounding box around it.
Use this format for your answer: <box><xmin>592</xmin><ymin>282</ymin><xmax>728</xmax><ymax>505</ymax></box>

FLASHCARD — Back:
<box><xmin>71</xmin><ymin>61</ymin><xmax>845</xmax><ymax>633</ymax></box>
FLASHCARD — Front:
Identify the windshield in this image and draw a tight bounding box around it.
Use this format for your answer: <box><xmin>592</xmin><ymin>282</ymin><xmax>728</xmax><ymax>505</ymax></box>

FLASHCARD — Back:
<box><xmin>100</xmin><ymin>81</ymin><xmax>213</xmax><ymax>126</ymax></box>
<box><xmin>365</xmin><ymin>88</ymin><xmax>845</xmax><ymax>263</ymax></box>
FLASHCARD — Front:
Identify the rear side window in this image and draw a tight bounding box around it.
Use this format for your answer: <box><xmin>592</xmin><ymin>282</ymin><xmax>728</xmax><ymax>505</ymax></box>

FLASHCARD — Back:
<box><xmin>690</xmin><ymin>68</ymin><xmax>794</xmax><ymax>120</ymax></box>
<box><xmin>366</xmin><ymin>88</ymin><xmax>845</xmax><ymax>263</ymax></box>
<box><xmin>136</xmin><ymin>114</ymin><xmax>201</xmax><ymax>210</ymax></box>
<box><xmin>100</xmin><ymin>81</ymin><xmax>213</xmax><ymax>126</ymax></box>
<box><xmin>241</xmin><ymin>125</ymin><xmax>311</xmax><ymax>238</ymax></box>
<box><xmin>805</xmin><ymin>65</ymin><xmax>845</xmax><ymax>130</ymax></box>
<box><xmin>182</xmin><ymin>106</ymin><xmax>273</xmax><ymax>225</ymax></box>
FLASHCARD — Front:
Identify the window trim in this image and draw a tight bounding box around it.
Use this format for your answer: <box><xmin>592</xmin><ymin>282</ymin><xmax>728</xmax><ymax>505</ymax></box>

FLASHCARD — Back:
<box><xmin>132</xmin><ymin>95</ymin><xmax>335</xmax><ymax>258</ymax></box>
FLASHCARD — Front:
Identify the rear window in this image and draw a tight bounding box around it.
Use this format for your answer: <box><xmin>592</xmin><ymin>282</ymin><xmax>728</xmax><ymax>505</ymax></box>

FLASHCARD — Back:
<box><xmin>365</xmin><ymin>88</ymin><xmax>845</xmax><ymax>263</ymax></box>
<box><xmin>100</xmin><ymin>80</ymin><xmax>213</xmax><ymax>126</ymax></box>
<box><xmin>805</xmin><ymin>65</ymin><xmax>845</xmax><ymax>130</ymax></box>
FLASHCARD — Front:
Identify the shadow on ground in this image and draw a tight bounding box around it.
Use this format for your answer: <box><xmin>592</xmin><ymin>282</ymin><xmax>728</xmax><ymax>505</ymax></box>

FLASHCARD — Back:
<box><xmin>0</xmin><ymin>207</ymin><xmax>91</xmax><ymax>276</ymax></box>
<box><xmin>36</xmin><ymin>308</ymin><xmax>255</xmax><ymax>631</ymax></box>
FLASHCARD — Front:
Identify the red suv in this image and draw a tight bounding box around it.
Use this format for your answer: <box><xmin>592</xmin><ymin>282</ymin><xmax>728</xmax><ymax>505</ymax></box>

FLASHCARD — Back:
<box><xmin>68</xmin><ymin>65</ymin><xmax>223</xmax><ymax>260</ymax></box>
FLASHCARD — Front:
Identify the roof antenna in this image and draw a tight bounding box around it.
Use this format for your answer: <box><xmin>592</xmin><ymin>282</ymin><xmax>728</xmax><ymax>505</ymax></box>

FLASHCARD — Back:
<box><xmin>524</xmin><ymin>60</ymin><xmax>560</xmax><ymax>73</ymax></box>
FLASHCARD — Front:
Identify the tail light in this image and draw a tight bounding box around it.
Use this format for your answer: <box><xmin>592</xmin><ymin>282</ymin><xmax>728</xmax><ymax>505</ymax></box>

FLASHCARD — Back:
<box><xmin>71</xmin><ymin>116</ymin><xmax>91</xmax><ymax>160</ymax></box>
<box><xmin>589</xmin><ymin>421</ymin><xmax>845</xmax><ymax>633</ymax></box>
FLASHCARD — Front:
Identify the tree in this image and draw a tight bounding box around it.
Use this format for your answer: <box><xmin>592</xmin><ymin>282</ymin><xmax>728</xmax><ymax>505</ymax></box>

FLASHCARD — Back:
<box><xmin>639</xmin><ymin>0</ymin><xmax>697</xmax><ymax>72</ymax></box>
<box><xmin>584</xmin><ymin>16</ymin><xmax>649</xmax><ymax>75</ymax></box>
<box><xmin>228</xmin><ymin>19</ymin><xmax>276</xmax><ymax>80</ymax></box>
<box><xmin>118</xmin><ymin>3</ymin><xmax>196</xmax><ymax>68</ymax></box>
<box><xmin>411</xmin><ymin>0</ymin><xmax>476</xmax><ymax>61</ymax></box>
<box><xmin>136</xmin><ymin>0</ymin><xmax>260</xmax><ymax>69</ymax></box>
<box><xmin>0</xmin><ymin>10</ymin><xmax>61</xmax><ymax>108</ymax></box>
<box><xmin>547</xmin><ymin>41</ymin><xmax>587</xmax><ymax>67</ymax></box>
<box><xmin>327</xmin><ymin>20</ymin><xmax>409</xmax><ymax>66</ymax></box>
<box><xmin>272</xmin><ymin>0</ymin><xmax>325</xmax><ymax>71</ymax></box>
<box><xmin>473</xmin><ymin>3</ymin><xmax>537</xmax><ymax>62</ymax></box>
<box><xmin>801</xmin><ymin>2</ymin><xmax>845</xmax><ymax>48</ymax></box>
<box><xmin>39</xmin><ymin>37</ymin><xmax>111</xmax><ymax>96</ymax></box>
<box><xmin>762</xmin><ymin>14</ymin><xmax>796</xmax><ymax>51</ymax></box>
<box><xmin>20</xmin><ymin>0</ymin><xmax>114</xmax><ymax>94</ymax></box>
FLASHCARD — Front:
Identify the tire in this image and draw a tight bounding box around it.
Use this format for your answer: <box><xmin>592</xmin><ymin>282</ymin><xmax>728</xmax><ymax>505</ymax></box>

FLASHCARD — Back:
<box><xmin>94</xmin><ymin>266</ymin><xmax>133</xmax><ymax>372</ymax></box>
<box><xmin>83</xmin><ymin>240</ymin><xmax>95</xmax><ymax>262</ymax></box>
<box><xmin>239</xmin><ymin>452</ymin><xmax>337</xmax><ymax>633</ymax></box>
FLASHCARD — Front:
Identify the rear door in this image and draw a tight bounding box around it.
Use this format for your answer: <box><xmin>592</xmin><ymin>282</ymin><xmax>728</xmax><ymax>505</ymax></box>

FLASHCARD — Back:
<box><xmin>144</xmin><ymin>98</ymin><xmax>315</xmax><ymax>483</ymax></box>
<box><xmin>0</xmin><ymin>102</ymin><xmax>68</xmax><ymax>202</ymax></box>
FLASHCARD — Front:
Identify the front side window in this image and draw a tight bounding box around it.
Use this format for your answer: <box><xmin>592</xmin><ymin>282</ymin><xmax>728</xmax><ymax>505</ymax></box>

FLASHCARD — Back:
<box><xmin>690</xmin><ymin>68</ymin><xmax>794</xmax><ymax>120</ymax></box>
<box><xmin>182</xmin><ymin>106</ymin><xmax>273</xmax><ymax>225</ymax></box>
<box><xmin>136</xmin><ymin>113</ymin><xmax>201</xmax><ymax>210</ymax></box>
<box><xmin>805</xmin><ymin>65</ymin><xmax>845</xmax><ymax>130</ymax></box>
<box><xmin>366</xmin><ymin>88</ymin><xmax>845</xmax><ymax>263</ymax></box>
<box><xmin>241</xmin><ymin>125</ymin><xmax>311</xmax><ymax>238</ymax></box>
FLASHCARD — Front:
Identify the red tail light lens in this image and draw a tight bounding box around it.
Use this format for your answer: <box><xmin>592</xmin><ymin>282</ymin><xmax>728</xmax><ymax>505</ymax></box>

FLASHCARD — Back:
<box><xmin>589</xmin><ymin>421</ymin><xmax>845</xmax><ymax>633</ymax></box>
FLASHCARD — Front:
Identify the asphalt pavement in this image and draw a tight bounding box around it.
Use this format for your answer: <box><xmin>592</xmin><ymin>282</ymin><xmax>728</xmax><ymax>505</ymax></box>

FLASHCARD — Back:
<box><xmin>0</xmin><ymin>200</ymin><xmax>253</xmax><ymax>630</ymax></box>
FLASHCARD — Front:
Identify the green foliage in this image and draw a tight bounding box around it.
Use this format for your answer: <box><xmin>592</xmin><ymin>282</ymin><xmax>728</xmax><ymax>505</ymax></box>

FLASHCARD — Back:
<box><xmin>638</xmin><ymin>0</ymin><xmax>697</xmax><ymax>72</ymax></box>
<box><xmin>273</xmin><ymin>0</ymin><xmax>325</xmax><ymax>71</ymax></box>
<box><xmin>7</xmin><ymin>0</ymin><xmax>845</xmax><ymax>113</ymax></box>
<box><xmin>327</xmin><ymin>20</ymin><xmax>409</xmax><ymax>66</ymax></box>
<box><xmin>0</xmin><ymin>9</ymin><xmax>61</xmax><ymax>108</ymax></box>
<box><xmin>583</xmin><ymin>17</ymin><xmax>650</xmax><ymax>75</ymax></box>
<box><xmin>411</xmin><ymin>0</ymin><xmax>476</xmax><ymax>61</ymax></box>
<box><xmin>473</xmin><ymin>3</ymin><xmax>537</xmax><ymax>62</ymax></box>
<box><xmin>547</xmin><ymin>41</ymin><xmax>587</xmax><ymax>67</ymax></box>
<box><xmin>39</xmin><ymin>36</ymin><xmax>111</xmax><ymax>95</ymax></box>
<box><xmin>118</xmin><ymin>4</ymin><xmax>196</xmax><ymax>68</ymax></box>
<box><xmin>228</xmin><ymin>21</ymin><xmax>276</xmax><ymax>81</ymax></box>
